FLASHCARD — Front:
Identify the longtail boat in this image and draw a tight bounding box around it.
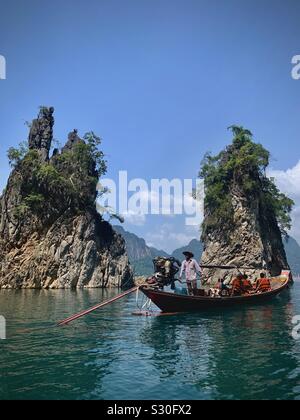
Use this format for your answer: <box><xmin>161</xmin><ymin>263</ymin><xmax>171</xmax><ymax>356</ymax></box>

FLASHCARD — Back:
<box><xmin>57</xmin><ymin>271</ymin><xmax>292</xmax><ymax>326</ymax></box>
<box><xmin>139</xmin><ymin>271</ymin><xmax>291</xmax><ymax>313</ymax></box>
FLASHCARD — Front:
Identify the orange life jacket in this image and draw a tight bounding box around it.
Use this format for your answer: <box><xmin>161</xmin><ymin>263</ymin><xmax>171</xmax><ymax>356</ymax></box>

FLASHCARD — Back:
<box><xmin>242</xmin><ymin>279</ymin><xmax>252</xmax><ymax>291</ymax></box>
<box><xmin>257</xmin><ymin>278</ymin><xmax>271</xmax><ymax>292</ymax></box>
<box><xmin>232</xmin><ymin>278</ymin><xmax>243</xmax><ymax>292</ymax></box>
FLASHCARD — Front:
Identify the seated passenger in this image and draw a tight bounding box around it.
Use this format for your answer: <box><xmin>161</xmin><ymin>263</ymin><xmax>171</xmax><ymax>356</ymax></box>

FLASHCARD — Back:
<box><xmin>242</xmin><ymin>274</ymin><xmax>253</xmax><ymax>294</ymax></box>
<box><xmin>255</xmin><ymin>273</ymin><xmax>271</xmax><ymax>293</ymax></box>
<box><xmin>217</xmin><ymin>279</ymin><xmax>230</xmax><ymax>296</ymax></box>
<box><xmin>231</xmin><ymin>274</ymin><xmax>243</xmax><ymax>296</ymax></box>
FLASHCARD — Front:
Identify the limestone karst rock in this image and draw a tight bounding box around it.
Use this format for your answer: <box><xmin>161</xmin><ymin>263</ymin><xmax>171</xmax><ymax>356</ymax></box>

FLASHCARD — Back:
<box><xmin>62</xmin><ymin>129</ymin><xmax>83</xmax><ymax>153</ymax></box>
<box><xmin>0</xmin><ymin>107</ymin><xmax>133</xmax><ymax>289</ymax></box>
<box><xmin>28</xmin><ymin>106</ymin><xmax>54</xmax><ymax>161</ymax></box>
<box><xmin>200</xmin><ymin>127</ymin><xmax>293</xmax><ymax>284</ymax></box>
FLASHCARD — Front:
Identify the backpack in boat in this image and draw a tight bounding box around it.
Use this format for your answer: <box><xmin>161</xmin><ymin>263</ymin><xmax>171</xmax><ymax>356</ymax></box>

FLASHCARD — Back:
<box><xmin>152</xmin><ymin>257</ymin><xmax>181</xmax><ymax>287</ymax></box>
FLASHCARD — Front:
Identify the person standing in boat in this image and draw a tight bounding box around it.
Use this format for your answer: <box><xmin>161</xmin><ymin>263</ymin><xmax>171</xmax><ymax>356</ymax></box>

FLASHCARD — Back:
<box><xmin>179</xmin><ymin>251</ymin><xmax>201</xmax><ymax>295</ymax></box>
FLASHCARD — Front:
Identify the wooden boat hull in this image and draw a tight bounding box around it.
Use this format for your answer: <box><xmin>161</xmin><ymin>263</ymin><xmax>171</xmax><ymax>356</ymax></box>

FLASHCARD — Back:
<box><xmin>140</xmin><ymin>277</ymin><xmax>290</xmax><ymax>313</ymax></box>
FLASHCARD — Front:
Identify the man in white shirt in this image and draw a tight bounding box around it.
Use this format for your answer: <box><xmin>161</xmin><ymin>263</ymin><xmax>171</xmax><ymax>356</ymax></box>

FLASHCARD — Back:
<box><xmin>179</xmin><ymin>251</ymin><xmax>202</xmax><ymax>295</ymax></box>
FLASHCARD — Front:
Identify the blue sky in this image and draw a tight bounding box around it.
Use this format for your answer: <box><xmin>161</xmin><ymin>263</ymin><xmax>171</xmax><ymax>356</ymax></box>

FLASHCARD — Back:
<box><xmin>1</xmin><ymin>0</ymin><xmax>300</xmax><ymax>252</ymax></box>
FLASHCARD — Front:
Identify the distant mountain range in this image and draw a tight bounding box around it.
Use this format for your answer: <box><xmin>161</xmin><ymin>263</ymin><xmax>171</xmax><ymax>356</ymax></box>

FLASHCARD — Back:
<box><xmin>113</xmin><ymin>226</ymin><xmax>169</xmax><ymax>276</ymax></box>
<box><xmin>114</xmin><ymin>226</ymin><xmax>203</xmax><ymax>276</ymax></box>
<box><xmin>113</xmin><ymin>226</ymin><xmax>169</xmax><ymax>260</ymax></box>
<box><xmin>283</xmin><ymin>236</ymin><xmax>300</xmax><ymax>275</ymax></box>
<box><xmin>171</xmin><ymin>239</ymin><xmax>203</xmax><ymax>263</ymax></box>
<box><xmin>114</xmin><ymin>226</ymin><xmax>300</xmax><ymax>277</ymax></box>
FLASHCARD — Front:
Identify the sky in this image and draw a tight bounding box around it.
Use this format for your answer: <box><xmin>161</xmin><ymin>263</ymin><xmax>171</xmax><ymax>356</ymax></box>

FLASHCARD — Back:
<box><xmin>0</xmin><ymin>0</ymin><xmax>300</xmax><ymax>252</ymax></box>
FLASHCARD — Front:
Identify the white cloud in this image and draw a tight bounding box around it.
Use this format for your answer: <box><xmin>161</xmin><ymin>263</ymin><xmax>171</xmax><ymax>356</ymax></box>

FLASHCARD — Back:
<box><xmin>268</xmin><ymin>161</ymin><xmax>300</xmax><ymax>199</ymax></box>
<box><xmin>122</xmin><ymin>210</ymin><xmax>146</xmax><ymax>226</ymax></box>
<box><xmin>268</xmin><ymin>161</ymin><xmax>300</xmax><ymax>243</ymax></box>
<box><xmin>145</xmin><ymin>223</ymin><xmax>200</xmax><ymax>253</ymax></box>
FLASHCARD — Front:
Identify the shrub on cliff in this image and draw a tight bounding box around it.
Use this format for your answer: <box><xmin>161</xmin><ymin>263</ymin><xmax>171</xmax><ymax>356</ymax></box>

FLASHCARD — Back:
<box><xmin>7</xmin><ymin>141</ymin><xmax>28</xmax><ymax>168</ymax></box>
<box><xmin>7</xmin><ymin>132</ymin><xmax>107</xmax><ymax>224</ymax></box>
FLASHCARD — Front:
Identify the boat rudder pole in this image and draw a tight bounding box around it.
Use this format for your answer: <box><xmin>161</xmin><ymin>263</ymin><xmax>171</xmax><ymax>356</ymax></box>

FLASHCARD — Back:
<box><xmin>57</xmin><ymin>286</ymin><xmax>138</xmax><ymax>327</ymax></box>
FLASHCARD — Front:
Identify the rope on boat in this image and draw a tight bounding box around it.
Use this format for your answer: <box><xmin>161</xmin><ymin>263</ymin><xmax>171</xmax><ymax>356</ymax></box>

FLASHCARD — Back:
<box><xmin>135</xmin><ymin>286</ymin><xmax>154</xmax><ymax>314</ymax></box>
<box><xmin>57</xmin><ymin>286</ymin><xmax>138</xmax><ymax>326</ymax></box>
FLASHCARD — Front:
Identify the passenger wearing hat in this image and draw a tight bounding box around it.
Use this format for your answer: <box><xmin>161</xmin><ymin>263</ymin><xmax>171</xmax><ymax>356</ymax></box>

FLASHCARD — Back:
<box><xmin>179</xmin><ymin>251</ymin><xmax>202</xmax><ymax>295</ymax></box>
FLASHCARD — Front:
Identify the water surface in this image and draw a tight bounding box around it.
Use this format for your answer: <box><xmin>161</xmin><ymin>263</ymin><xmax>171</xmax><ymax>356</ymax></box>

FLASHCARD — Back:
<box><xmin>1</xmin><ymin>283</ymin><xmax>300</xmax><ymax>400</ymax></box>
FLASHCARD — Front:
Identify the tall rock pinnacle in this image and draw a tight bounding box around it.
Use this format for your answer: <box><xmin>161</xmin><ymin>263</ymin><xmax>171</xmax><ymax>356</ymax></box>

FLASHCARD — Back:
<box><xmin>0</xmin><ymin>108</ymin><xmax>133</xmax><ymax>289</ymax></box>
<box><xmin>200</xmin><ymin>126</ymin><xmax>293</xmax><ymax>284</ymax></box>
<box><xmin>28</xmin><ymin>106</ymin><xmax>54</xmax><ymax>161</ymax></box>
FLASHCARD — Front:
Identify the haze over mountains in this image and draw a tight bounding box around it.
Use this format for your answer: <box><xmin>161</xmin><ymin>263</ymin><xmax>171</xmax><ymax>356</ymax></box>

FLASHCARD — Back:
<box><xmin>114</xmin><ymin>226</ymin><xmax>300</xmax><ymax>277</ymax></box>
<box><xmin>113</xmin><ymin>226</ymin><xmax>169</xmax><ymax>276</ymax></box>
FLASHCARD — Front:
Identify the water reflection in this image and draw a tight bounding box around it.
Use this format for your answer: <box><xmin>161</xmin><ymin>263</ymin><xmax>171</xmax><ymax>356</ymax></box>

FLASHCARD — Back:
<box><xmin>138</xmin><ymin>289</ymin><xmax>300</xmax><ymax>400</ymax></box>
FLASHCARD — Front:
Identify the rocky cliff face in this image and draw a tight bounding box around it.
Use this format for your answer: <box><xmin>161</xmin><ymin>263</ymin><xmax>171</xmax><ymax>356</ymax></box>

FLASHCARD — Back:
<box><xmin>200</xmin><ymin>127</ymin><xmax>293</xmax><ymax>284</ymax></box>
<box><xmin>0</xmin><ymin>107</ymin><xmax>133</xmax><ymax>289</ymax></box>
<box><xmin>28</xmin><ymin>106</ymin><xmax>54</xmax><ymax>161</ymax></box>
<box><xmin>201</xmin><ymin>187</ymin><xmax>290</xmax><ymax>283</ymax></box>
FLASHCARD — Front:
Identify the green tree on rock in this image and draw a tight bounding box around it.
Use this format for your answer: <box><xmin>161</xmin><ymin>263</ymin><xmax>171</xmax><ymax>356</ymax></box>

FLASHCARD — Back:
<box><xmin>200</xmin><ymin>126</ymin><xmax>294</xmax><ymax>239</ymax></box>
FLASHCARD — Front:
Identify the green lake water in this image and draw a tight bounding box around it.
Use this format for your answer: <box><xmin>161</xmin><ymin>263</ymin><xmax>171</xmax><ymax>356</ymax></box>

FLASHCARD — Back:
<box><xmin>1</xmin><ymin>282</ymin><xmax>300</xmax><ymax>400</ymax></box>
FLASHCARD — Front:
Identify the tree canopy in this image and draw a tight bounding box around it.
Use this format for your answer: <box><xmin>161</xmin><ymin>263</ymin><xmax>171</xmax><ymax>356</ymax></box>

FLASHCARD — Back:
<box><xmin>6</xmin><ymin>132</ymin><xmax>107</xmax><ymax>222</ymax></box>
